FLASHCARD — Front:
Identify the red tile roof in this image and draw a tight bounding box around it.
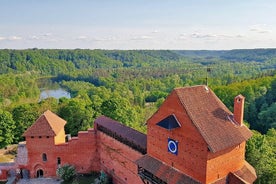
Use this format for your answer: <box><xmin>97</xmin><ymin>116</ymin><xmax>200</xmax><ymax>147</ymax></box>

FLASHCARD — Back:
<box><xmin>95</xmin><ymin>116</ymin><xmax>147</xmax><ymax>154</ymax></box>
<box><xmin>230</xmin><ymin>161</ymin><xmax>257</xmax><ymax>183</ymax></box>
<box><xmin>23</xmin><ymin>110</ymin><xmax>66</xmax><ymax>137</ymax></box>
<box><xmin>174</xmin><ymin>85</ymin><xmax>252</xmax><ymax>153</ymax></box>
<box><xmin>136</xmin><ymin>155</ymin><xmax>200</xmax><ymax>184</ymax></box>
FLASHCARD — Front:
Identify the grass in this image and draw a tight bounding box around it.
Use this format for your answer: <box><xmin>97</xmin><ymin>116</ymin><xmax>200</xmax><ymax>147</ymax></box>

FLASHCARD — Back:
<box><xmin>61</xmin><ymin>174</ymin><xmax>98</xmax><ymax>184</ymax></box>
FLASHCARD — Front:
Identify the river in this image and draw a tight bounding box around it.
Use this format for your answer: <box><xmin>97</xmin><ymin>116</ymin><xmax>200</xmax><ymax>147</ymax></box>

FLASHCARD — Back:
<box><xmin>39</xmin><ymin>88</ymin><xmax>71</xmax><ymax>101</ymax></box>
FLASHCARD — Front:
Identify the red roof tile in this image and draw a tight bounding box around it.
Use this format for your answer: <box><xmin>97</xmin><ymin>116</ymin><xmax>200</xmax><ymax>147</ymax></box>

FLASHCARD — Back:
<box><xmin>136</xmin><ymin>155</ymin><xmax>200</xmax><ymax>184</ymax></box>
<box><xmin>23</xmin><ymin>110</ymin><xmax>66</xmax><ymax>137</ymax></box>
<box><xmin>174</xmin><ymin>85</ymin><xmax>252</xmax><ymax>153</ymax></box>
<box><xmin>230</xmin><ymin>161</ymin><xmax>257</xmax><ymax>183</ymax></box>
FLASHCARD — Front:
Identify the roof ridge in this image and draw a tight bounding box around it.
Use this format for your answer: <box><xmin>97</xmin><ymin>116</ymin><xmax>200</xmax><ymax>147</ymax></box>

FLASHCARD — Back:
<box><xmin>43</xmin><ymin>112</ymin><xmax>57</xmax><ymax>136</ymax></box>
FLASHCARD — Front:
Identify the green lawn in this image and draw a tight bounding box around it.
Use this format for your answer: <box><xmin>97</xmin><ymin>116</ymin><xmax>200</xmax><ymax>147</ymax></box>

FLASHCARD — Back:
<box><xmin>61</xmin><ymin>174</ymin><xmax>98</xmax><ymax>184</ymax></box>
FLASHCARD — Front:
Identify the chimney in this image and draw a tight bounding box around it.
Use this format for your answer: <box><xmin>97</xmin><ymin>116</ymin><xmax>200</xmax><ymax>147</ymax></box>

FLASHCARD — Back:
<box><xmin>233</xmin><ymin>95</ymin><xmax>245</xmax><ymax>126</ymax></box>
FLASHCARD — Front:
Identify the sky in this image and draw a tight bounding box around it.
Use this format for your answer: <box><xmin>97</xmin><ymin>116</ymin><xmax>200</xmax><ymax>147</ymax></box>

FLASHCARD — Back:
<box><xmin>0</xmin><ymin>0</ymin><xmax>276</xmax><ymax>50</ymax></box>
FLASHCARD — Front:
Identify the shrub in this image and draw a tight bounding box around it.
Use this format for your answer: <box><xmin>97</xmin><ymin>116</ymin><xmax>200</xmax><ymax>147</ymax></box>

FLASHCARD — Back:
<box><xmin>56</xmin><ymin>164</ymin><xmax>77</xmax><ymax>182</ymax></box>
<box><xmin>93</xmin><ymin>170</ymin><xmax>112</xmax><ymax>184</ymax></box>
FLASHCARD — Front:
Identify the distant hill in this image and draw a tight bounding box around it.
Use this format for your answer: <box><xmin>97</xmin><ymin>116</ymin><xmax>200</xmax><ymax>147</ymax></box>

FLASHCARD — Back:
<box><xmin>1</xmin><ymin>49</ymin><xmax>276</xmax><ymax>76</ymax></box>
<box><xmin>174</xmin><ymin>48</ymin><xmax>276</xmax><ymax>62</ymax></box>
<box><xmin>173</xmin><ymin>50</ymin><xmax>227</xmax><ymax>58</ymax></box>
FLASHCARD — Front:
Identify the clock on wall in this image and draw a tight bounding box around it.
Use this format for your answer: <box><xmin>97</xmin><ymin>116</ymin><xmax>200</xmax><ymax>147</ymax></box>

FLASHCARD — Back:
<box><xmin>168</xmin><ymin>138</ymin><xmax>178</xmax><ymax>155</ymax></box>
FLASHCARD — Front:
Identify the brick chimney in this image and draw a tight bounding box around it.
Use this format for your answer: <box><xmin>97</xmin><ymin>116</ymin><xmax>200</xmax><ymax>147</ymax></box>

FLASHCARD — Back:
<box><xmin>234</xmin><ymin>95</ymin><xmax>245</xmax><ymax>126</ymax></box>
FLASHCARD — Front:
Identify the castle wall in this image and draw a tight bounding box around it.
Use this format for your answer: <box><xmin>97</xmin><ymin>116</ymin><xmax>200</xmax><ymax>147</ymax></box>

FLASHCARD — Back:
<box><xmin>25</xmin><ymin>129</ymin><xmax>99</xmax><ymax>178</ymax></box>
<box><xmin>54</xmin><ymin>129</ymin><xmax>99</xmax><ymax>174</ymax></box>
<box><xmin>97</xmin><ymin>131</ymin><xmax>144</xmax><ymax>184</ymax></box>
<box><xmin>0</xmin><ymin>163</ymin><xmax>16</xmax><ymax>181</ymax></box>
<box><xmin>24</xmin><ymin>127</ymin><xmax>144</xmax><ymax>183</ymax></box>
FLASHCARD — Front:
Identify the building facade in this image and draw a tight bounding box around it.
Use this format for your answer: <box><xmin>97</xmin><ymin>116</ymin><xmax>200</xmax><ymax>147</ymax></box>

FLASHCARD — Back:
<box><xmin>2</xmin><ymin>85</ymin><xmax>257</xmax><ymax>183</ymax></box>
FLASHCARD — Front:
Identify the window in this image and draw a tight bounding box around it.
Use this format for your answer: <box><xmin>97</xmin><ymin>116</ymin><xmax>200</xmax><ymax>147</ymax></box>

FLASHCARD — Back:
<box><xmin>42</xmin><ymin>153</ymin><xmax>47</xmax><ymax>162</ymax></box>
<box><xmin>31</xmin><ymin>136</ymin><xmax>34</xmax><ymax>139</ymax></box>
<box><xmin>57</xmin><ymin>157</ymin><xmax>61</xmax><ymax>165</ymax></box>
<box><xmin>39</xmin><ymin>136</ymin><xmax>42</xmax><ymax>139</ymax></box>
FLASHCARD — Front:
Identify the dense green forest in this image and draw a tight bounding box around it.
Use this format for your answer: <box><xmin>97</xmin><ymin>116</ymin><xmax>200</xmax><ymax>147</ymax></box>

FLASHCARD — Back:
<box><xmin>0</xmin><ymin>49</ymin><xmax>276</xmax><ymax>183</ymax></box>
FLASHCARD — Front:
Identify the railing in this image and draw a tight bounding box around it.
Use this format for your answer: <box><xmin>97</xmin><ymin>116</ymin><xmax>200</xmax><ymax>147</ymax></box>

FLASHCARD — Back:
<box><xmin>137</xmin><ymin>167</ymin><xmax>167</xmax><ymax>184</ymax></box>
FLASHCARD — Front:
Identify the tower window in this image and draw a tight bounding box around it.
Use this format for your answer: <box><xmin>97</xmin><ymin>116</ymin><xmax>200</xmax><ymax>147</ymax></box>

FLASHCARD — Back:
<box><xmin>42</xmin><ymin>153</ymin><xmax>47</xmax><ymax>162</ymax></box>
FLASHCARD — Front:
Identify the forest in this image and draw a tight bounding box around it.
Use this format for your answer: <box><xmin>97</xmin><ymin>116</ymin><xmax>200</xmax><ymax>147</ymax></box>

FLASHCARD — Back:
<box><xmin>0</xmin><ymin>49</ymin><xmax>275</xmax><ymax>183</ymax></box>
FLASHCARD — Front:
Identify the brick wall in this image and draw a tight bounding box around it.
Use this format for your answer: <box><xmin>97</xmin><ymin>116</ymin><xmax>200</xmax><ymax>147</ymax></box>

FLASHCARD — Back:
<box><xmin>147</xmin><ymin>91</ymin><xmax>208</xmax><ymax>183</ymax></box>
<box><xmin>206</xmin><ymin>142</ymin><xmax>246</xmax><ymax>183</ymax></box>
<box><xmin>24</xmin><ymin>127</ymin><xmax>145</xmax><ymax>183</ymax></box>
<box><xmin>97</xmin><ymin>131</ymin><xmax>144</xmax><ymax>184</ymax></box>
<box><xmin>25</xmin><ymin>129</ymin><xmax>98</xmax><ymax>178</ymax></box>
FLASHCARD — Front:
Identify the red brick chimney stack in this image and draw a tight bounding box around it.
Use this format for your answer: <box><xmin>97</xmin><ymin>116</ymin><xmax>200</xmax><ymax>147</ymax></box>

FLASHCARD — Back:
<box><xmin>234</xmin><ymin>95</ymin><xmax>245</xmax><ymax>126</ymax></box>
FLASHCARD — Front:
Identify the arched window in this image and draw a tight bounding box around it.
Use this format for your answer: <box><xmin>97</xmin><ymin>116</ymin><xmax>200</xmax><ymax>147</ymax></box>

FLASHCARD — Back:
<box><xmin>42</xmin><ymin>153</ymin><xmax>47</xmax><ymax>162</ymax></box>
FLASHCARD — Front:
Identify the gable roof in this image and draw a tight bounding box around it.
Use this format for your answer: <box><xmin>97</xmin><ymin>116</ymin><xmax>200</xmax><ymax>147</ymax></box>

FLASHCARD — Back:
<box><xmin>173</xmin><ymin>85</ymin><xmax>252</xmax><ymax>153</ymax></box>
<box><xmin>23</xmin><ymin>110</ymin><xmax>66</xmax><ymax>137</ymax></box>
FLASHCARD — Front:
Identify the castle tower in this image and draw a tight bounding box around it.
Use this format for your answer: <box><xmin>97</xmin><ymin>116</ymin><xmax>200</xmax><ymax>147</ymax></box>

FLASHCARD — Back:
<box><xmin>136</xmin><ymin>85</ymin><xmax>256</xmax><ymax>184</ymax></box>
<box><xmin>23</xmin><ymin>110</ymin><xmax>66</xmax><ymax>178</ymax></box>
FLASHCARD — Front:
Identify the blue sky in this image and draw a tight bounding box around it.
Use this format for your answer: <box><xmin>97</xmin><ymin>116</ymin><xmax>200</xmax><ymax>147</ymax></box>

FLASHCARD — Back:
<box><xmin>1</xmin><ymin>0</ymin><xmax>276</xmax><ymax>50</ymax></box>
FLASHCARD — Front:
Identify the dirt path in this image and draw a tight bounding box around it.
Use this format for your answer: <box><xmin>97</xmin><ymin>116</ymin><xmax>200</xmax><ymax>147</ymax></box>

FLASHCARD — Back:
<box><xmin>0</xmin><ymin>145</ymin><xmax>17</xmax><ymax>162</ymax></box>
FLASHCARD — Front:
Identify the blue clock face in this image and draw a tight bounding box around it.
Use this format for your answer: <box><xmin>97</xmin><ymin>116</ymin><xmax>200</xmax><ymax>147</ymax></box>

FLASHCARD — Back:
<box><xmin>168</xmin><ymin>138</ymin><xmax>178</xmax><ymax>155</ymax></box>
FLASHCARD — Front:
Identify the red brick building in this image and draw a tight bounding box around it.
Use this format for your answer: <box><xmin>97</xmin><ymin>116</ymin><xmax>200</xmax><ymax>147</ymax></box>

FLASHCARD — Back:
<box><xmin>14</xmin><ymin>85</ymin><xmax>256</xmax><ymax>184</ymax></box>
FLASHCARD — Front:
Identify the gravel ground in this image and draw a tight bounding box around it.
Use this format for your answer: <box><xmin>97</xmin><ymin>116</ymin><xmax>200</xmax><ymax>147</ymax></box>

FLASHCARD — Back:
<box><xmin>17</xmin><ymin>178</ymin><xmax>62</xmax><ymax>184</ymax></box>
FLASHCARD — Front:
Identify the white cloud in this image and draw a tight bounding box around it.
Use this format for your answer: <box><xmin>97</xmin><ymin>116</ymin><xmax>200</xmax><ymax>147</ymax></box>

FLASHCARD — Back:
<box><xmin>180</xmin><ymin>31</ymin><xmax>246</xmax><ymax>41</ymax></box>
<box><xmin>29</xmin><ymin>33</ymin><xmax>53</xmax><ymax>40</ymax></box>
<box><xmin>30</xmin><ymin>35</ymin><xmax>39</xmax><ymax>40</ymax></box>
<box><xmin>249</xmin><ymin>24</ymin><xmax>272</xmax><ymax>34</ymax></box>
<box><xmin>0</xmin><ymin>35</ymin><xmax>24</xmax><ymax>41</ymax></box>
<box><xmin>152</xmin><ymin>30</ymin><xmax>159</xmax><ymax>34</ymax></box>
<box><xmin>190</xmin><ymin>33</ymin><xmax>217</xmax><ymax>39</ymax></box>
<box><xmin>91</xmin><ymin>36</ymin><xmax>117</xmax><ymax>42</ymax></box>
<box><xmin>42</xmin><ymin>33</ymin><xmax>52</xmax><ymax>37</ymax></box>
<box><xmin>76</xmin><ymin>36</ymin><xmax>89</xmax><ymax>40</ymax></box>
<box><xmin>8</xmin><ymin>36</ymin><xmax>22</xmax><ymax>41</ymax></box>
<box><xmin>130</xmin><ymin>35</ymin><xmax>153</xmax><ymax>40</ymax></box>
